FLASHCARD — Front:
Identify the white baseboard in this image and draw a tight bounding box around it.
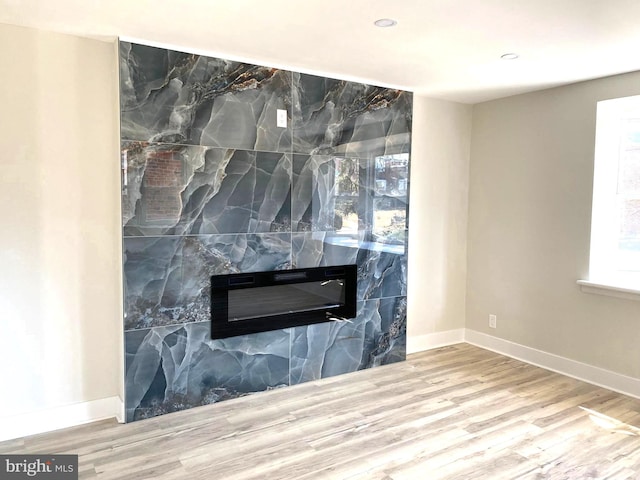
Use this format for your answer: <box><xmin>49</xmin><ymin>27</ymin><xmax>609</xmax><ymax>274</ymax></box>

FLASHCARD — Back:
<box><xmin>0</xmin><ymin>396</ymin><xmax>124</xmax><ymax>442</ymax></box>
<box><xmin>465</xmin><ymin>329</ymin><xmax>640</xmax><ymax>400</ymax></box>
<box><xmin>407</xmin><ymin>328</ymin><xmax>465</xmax><ymax>354</ymax></box>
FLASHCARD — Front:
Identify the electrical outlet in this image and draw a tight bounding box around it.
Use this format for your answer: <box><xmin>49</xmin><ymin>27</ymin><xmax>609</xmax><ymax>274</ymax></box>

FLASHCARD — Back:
<box><xmin>489</xmin><ymin>314</ymin><xmax>497</xmax><ymax>329</ymax></box>
<box><xmin>276</xmin><ymin>109</ymin><xmax>287</xmax><ymax>128</ymax></box>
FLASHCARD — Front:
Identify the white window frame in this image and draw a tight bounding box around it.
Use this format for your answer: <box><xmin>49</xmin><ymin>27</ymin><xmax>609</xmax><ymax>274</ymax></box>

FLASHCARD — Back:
<box><xmin>579</xmin><ymin>95</ymin><xmax>640</xmax><ymax>299</ymax></box>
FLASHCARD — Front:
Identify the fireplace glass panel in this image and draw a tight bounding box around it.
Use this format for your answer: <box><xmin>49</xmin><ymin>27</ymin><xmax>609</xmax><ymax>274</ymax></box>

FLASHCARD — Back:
<box><xmin>211</xmin><ymin>265</ymin><xmax>357</xmax><ymax>339</ymax></box>
<box><xmin>229</xmin><ymin>280</ymin><xmax>345</xmax><ymax>321</ymax></box>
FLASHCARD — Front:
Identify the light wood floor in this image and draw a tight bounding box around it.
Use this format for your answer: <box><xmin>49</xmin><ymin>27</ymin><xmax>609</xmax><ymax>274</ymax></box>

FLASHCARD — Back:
<box><xmin>3</xmin><ymin>343</ymin><xmax>640</xmax><ymax>479</ymax></box>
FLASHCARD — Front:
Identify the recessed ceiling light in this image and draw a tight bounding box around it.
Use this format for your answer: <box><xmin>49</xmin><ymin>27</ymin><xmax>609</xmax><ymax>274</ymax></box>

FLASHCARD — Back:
<box><xmin>374</xmin><ymin>18</ymin><xmax>397</xmax><ymax>28</ymax></box>
<box><xmin>501</xmin><ymin>53</ymin><xmax>519</xmax><ymax>60</ymax></box>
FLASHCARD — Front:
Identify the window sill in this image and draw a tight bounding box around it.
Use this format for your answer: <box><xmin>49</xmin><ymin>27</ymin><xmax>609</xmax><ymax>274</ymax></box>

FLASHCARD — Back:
<box><xmin>577</xmin><ymin>280</ymin><xmax>640</xmax><ymax>301</ymax></box>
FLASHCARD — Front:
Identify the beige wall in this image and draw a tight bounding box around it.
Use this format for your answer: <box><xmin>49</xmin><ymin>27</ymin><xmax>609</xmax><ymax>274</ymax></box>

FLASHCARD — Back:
<box><xmin>467</xmin><ymin>72</ymin><xmax>640</xmax><ymax>378</ymax></box>
<box><xmin>0</xmin><ymin>24</ymin><xmax>122</xmax><ymax>417</ymax></box>
<box><xmin>407</xmin><ymin>96</ymin><xmax>472</xmax><ymax>340</ymax></box>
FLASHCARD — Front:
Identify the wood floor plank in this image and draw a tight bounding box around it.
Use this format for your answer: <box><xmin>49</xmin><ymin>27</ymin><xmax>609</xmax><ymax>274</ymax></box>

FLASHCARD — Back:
<box><xmin>2</xmin><ymin>343</ymin><xmax>640</xmax><ymax>479</ymax></box>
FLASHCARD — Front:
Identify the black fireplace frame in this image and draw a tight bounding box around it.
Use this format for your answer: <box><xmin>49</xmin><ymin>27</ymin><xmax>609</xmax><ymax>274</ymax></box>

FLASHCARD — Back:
<box><xmin>211</xmin><ymin>265</ymin><xmax>357</xmax><ymax>339</ymax></box>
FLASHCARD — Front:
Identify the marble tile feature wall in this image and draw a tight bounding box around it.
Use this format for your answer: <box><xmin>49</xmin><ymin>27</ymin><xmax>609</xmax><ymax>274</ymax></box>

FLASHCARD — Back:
<box><xmin>120</xmin><ymin>41</ymin><xmax>412</xmax><ymax>422</ymax></box>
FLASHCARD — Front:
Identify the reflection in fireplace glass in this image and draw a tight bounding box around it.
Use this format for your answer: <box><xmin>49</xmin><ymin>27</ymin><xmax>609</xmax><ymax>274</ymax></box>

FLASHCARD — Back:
<box><xmin>228</xmin><ymin>280</ymin><xmax>345</xmax><ymax>321</ymax></box>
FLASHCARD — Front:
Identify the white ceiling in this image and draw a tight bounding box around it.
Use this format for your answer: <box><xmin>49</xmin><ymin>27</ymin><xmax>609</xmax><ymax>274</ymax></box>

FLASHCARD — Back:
<box><xmin>2</xmin><ymin>0</ymin><xmax>640</xmax><ymax>103</ymax></box>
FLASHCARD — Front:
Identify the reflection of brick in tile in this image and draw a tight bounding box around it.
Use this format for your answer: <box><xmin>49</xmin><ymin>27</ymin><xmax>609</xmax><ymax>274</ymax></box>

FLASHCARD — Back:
<box><xmin>144</xmin><ymin>151</ymin><xmax>182</xmax><ymax>187</ymax></box>
<box><xmin>143</xmin><ymin>151</ymin><xmax>183</xmax><ymax>221</ymax></box>
<box><xmin>144</xmin><ymin>187</ymin><xmax>182</xmax><ymax>221</ymax></box>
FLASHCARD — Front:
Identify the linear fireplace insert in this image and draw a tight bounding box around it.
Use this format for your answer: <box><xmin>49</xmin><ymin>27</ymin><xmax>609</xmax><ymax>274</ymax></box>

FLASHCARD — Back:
<box><xmin>211</xmin><ymin>265</ymin><xmax>357</xmax><ymax>339</ymax></box>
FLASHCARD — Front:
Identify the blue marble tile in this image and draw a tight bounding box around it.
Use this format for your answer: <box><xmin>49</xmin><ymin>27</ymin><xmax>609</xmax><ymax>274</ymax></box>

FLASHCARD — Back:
<box><xmin>289</xmin><ymin>318</ymin><xmax>364</xmax><ymax>385</ymax></box>
<box><xmin>360</xmin><ymin>296</ymin><xmax>407</xmax><ymax>368</ymax></box>
<box><xmin>290</xmin><ymin>296</ymin><xmax>406</xmax><ymax>384</ymax></box>
<box><xmin>123</xmin><ymin>234</ymin><xmax>291</xmax><ymax>330</ymax></box>
<box><xmin>124</xmin><ymin>325</ymin><xmax>188</xmax><ymax>422</ymax></box>
<box><xmin>186</xmin><ymin>323</ymin><xmax>290</xmax><ymax>402</ymax></box>
<box><xmin>291</xmin><ymin>232</ymin><xmax>406</xmax><ymax>300</ymax></box>
<box><xmin>125</xmin><ymin>323</ymin><xmax>290</xmax><ymax>421</ymax></box>
<box><xmin>292</xmin><ymin>73</ymin><xmax>412</xmax><ymax>156</ymax></box>
<box><xmin>120</xmin><ymin>42</ymin><xmax>292</xmax><ymax>152</ymax></box>
<box><xmin>122</xmin><ymin>142</ymin><xmax>291</xmax><ymax>236</ymax></box>
<box><xmin>120</xmin><ymin>41</ymin><xmax>412</xmax><ymax>423</ymax></box>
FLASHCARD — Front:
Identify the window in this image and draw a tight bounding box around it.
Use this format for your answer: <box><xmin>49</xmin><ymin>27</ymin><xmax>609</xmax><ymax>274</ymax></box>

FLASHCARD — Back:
<box><xmin>588</xmin><ymin>95</ymin><xmax>640</xmax><ymax>290</ymax></box>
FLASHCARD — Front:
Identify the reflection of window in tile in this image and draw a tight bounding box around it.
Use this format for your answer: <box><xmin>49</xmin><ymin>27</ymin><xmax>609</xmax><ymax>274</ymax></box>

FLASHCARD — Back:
<box><xmin>376</xmin><ymin>179</ymin><xmax>387</xmax><ymax>192</ymax></box>
<box><xmin>331</xmin><ymin>157</ymin><xmax>360</xmax><ymax>234</ymax></box>
<box><xmin>142</xmin><ymin>150</ymin><xmax>183</xmax><ymax>222</ymax></box>
<box><xmin>325</xmin><ymin>153</ymin><xmax>409</xmax><ymax>243</ymax></box>
<box><xmin>374</xmin><ymin>154</ymin><xmax>409</xmax><ymax>196</ymax></box>
<box><xmin>372</xmin><ymin>153</ymin><xmax>409</xmax><ymax>244</ymax></box>
<box><xmin>334</xmin><ymin>158</ymin><xmax>359</xmax><ymax>196</ymax></box>
<box><xmin>373</xmin><ymin>197</ymin><xmax>406</xmax><ymax>245</ymax></box>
